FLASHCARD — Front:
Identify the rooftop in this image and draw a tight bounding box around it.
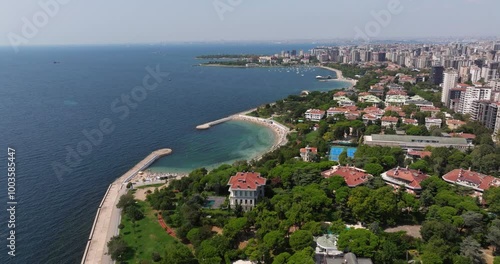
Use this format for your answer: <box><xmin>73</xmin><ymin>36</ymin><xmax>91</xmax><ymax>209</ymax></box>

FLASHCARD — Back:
<box><xmin>407</xmin><ymin>150</ymin><xmax>432</xmax><ymax>158</ymax></box>
<box><xmin>321</xmin><ymin>165</ymin><xmax>372</xmax><ymax>187</ymax></box>
<box><xmin>306</xmin><ymin>109</ymin><xmax>326</xmax><ymax>115</ymax></box>
<box><xmin>227</xmin><ymin>172</ymin><xmax>266</xmax><ymax>190</ymax></box>
<box><xmin>366</xmin><ymin>134</ymin><xmax>469</xmax><ymax>145</ymax></box>
<box><xmin>300</xmin><ymin>146</ymin><xmax>318</xmax><ymax>154</ymax></box>
<box><xmin>384</xmin><ymin>167</ymin><xmax>430</xmax><ymax>189</ymax></box>
<box><xmin>382</xmin><ymin>116</ymin><xmax>399</xmax><ymax>122</ymax></box>
<box><xmin>442</xmin><ymin>169</ymin><xmax>500</xmax><ymax>192</ymax></box>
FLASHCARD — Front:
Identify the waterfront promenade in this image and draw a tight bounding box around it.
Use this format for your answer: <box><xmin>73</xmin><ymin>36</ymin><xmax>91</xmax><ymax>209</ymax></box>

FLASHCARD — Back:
<box><xmin>81</xmin><ymin>149</ymin><xmax>172</xmax><ymax>264</ymax></box>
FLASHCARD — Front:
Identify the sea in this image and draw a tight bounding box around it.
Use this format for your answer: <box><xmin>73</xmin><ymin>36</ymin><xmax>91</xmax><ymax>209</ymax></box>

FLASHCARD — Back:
<box><xmin>0</xmin><ymin>43</ymin><xmax>350</xmax><ymax>263</ymax></box>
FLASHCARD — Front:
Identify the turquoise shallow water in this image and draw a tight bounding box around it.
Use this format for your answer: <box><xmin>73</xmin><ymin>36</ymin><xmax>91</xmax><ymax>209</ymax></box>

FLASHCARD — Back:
<box><xmin>0</xmin><ymin>43</ymin><xmax>349</xmax><ymax>263</ymax></box>
<box><xmin>148</xmin><ymin>120</ymin><xmax>277</xmax><ymax>173</ymax></box>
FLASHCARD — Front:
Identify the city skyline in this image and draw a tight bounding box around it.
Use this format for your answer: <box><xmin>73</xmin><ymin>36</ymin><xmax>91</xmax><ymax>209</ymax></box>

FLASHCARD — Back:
<box><xmin>1</xmin><ymin>0</ymin><xmax>499</xmax><ymax>47</ymax></box>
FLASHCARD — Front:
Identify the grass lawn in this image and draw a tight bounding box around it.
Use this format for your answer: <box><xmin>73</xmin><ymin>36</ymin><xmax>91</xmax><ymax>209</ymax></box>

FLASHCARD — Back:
<box><xmin>120</xmin><ymin>201</ymin><xmax>176</xmax><ymax>263</ymax></box>
<box><xmin>305</xmin><ymin>130</ymin><xmax>319</xmax><ymax>143</ymax></box>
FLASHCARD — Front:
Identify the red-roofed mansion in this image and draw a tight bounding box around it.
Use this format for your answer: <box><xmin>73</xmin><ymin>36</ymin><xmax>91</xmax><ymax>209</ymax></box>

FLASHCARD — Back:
<box><xmin>442</xmin><ymin>169</ymin><xmax>500</xmax><ymax>197</ymax></box>
<box><xmin>321</xmin><ymin>165</ymin><xmax>372</xmax><ymax>187</ymax></box>
<box><xmin>381</xmin><ymin>167</ymin><xmax>430</xmax><ymax>195</ymax></box>
<box><xmin>227</xmin><ymin>172</ymin><xmax>267</xmax><ymax>211</ymax></box>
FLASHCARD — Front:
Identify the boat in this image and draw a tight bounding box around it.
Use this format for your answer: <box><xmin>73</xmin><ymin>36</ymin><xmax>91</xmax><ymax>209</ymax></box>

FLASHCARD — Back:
<box><xmin>315</xmin><ymin>75</ymin><xmax>334</xmax><ymax>80</ymax></box>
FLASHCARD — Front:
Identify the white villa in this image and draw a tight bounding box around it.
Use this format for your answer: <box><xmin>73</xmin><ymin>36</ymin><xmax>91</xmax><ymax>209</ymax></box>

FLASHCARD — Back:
<box><xmin>305</xmin><ymin>109</ymin><xmax>326</xmax><ymax>122</ymax></box>
<box><xmin>227</xmin><ymin>172</ymin><xmax>266</xmax><ymax>211</ymax></box>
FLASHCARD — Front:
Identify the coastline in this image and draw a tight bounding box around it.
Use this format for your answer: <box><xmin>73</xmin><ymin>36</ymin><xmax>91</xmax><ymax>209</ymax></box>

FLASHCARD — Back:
<box><xmin>318</xmin><ymin>65</ymin><xmax>358</xmax><ymax>87</ymax></box>
<box><xmin>230</xmin><ymin>114</ymin><xmax>290</xmax><ymax>160</ymax></box>
<box><xmin>81</xmin><ymin>149</ymin><xmax>172</xmax><ymax>264</ymax></box>
<box><xmin>82</xmin><ymin>65</ymin><xmax>352</xmax><ymax>263</ymax></box>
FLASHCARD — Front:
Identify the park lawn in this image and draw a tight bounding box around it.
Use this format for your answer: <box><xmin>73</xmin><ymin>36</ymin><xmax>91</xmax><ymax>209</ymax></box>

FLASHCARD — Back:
<box><xmin>120</xmin><ymin>200</ymin><xmax>175</xmax><ymax>263</ymax></box>
<box><xmin>305</xmin><ymin>130</ymin><xmax>319</xmax><ymax>143</ymax></box>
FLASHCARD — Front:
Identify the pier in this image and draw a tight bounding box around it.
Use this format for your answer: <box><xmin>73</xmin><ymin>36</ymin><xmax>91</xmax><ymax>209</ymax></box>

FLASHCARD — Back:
<box><xmin>196</xmin><ymin>117</ymin><xmax>232</xmax><ymax>130</ymax></box>
<box><xmin>81</xmin><ymin>148</ymin><xmax>172</xmax><ymax>264</ymax></box>
<box><xmin>196</xmin><ymin>108</ymin><xmax>257</xmax><ymax>130</ymax></box>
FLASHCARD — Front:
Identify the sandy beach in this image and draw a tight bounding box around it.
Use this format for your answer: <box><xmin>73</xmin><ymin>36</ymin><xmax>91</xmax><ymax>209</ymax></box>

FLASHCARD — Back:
<box><xmin>231</xmin><ymin>114</ymin><xmax>290</xmax><ymax>160</ymax></box>
<box><xmin>318</xmin><ymin>65</ymin><xmax>358</xmax><ymax>87</ymax></box>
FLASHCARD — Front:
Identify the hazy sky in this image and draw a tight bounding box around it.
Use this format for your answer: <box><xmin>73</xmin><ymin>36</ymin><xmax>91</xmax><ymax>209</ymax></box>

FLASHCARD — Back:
<box><xmin>1</xmin><ymin>0</ymin><xmax>498</xmax><ymax>46</ymax></box>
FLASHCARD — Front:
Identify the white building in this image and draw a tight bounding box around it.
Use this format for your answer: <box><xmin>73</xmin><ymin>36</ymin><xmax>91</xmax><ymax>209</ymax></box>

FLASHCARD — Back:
<box><xmin>458</xmin><ymin>86</ymin><xmax>492</xmax><ymax>114</ymax></box>
<box><xmin>470</xmin><ymin>65</ymin><xmax>482</xmax><ymax>83</ymax></box>
<box><xmin>425</xmin><ymin>117</ymin><xmax>442</xmax><ymax>130</ymax></box>
<box><xmin>381</xmin><ymin>116</ymin><xmax>399</xmax><ymax>127</ymax></box>
<box><xmin>227</xmin><ymin>172</ymin><xmax>266</xmax><ymax>211</ymax></box>
<box><xmin>385</xmin><ymin>95</ymin><xmax>409</xmax><ymax>106</ymax></box>
<box><xmin>489</xmin><ymin>80</ymin><xmax>500</xmax><ymax>91</ymax></box>
<box><xmin>481</xmin><ymin>64</ymin><xmax>499</xmax><ymax>82</ymax></box>
<box><xmin>333</xmin><ymin>96</ymin><xmax>355</xmax><ymax>106</ymax></box>
<box><xmin>305</xmin><ymin>109</ymin><xmax>325</xmax><ymax>122</ymax></box>
<box><xmin>300</xmin><ymin>146</ymin><xmax>318</xmax><ymax>162</ymax></box>
<box><xmin>441</xmin><ymin>69</ymin><xmax>458</xmax><ymax>107</ymax></box>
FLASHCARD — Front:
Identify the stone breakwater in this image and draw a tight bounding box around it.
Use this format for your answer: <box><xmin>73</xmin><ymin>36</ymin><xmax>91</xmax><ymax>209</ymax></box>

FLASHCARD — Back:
<box><xmin>81</xmin><ymin>149</ymin><xmax>172</xmax><ymax>264</ymax></box>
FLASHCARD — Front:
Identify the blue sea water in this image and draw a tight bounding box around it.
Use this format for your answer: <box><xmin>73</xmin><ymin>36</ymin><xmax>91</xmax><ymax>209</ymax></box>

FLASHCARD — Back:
<box><xmin>0</xmin><ymin>44</ymin><xmax>349</xmax><ymax>263</ymax></box>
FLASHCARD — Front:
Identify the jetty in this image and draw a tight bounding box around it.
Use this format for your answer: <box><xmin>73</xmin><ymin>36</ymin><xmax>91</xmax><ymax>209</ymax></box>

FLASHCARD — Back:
<box><xmin>81</xmin><ymin>148</ymin><xmax>172</xmax><ymax>264</ymax></box>
<box><xmin>196</xmin><ymin>117</ymin><xmax>232</xmax><ymax>130</ymax></box>
<box><xmin>196</xmin><ymin>108</ymin><xmax>258</xmax><ymax>130</ymax></box>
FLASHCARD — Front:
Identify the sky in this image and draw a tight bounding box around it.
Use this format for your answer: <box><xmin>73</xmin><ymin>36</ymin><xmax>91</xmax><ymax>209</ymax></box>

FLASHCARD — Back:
<box><xmin>0</xmin><ymin>0</ymin><xmax>499</xmax><ymax>46</ymax></box>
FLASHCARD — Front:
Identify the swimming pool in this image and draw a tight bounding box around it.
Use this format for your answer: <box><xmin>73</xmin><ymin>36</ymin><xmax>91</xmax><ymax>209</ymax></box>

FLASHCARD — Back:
<box><xmin>330</xmin><ymin>146</ymin><xmax>357</xmax><ymax>161</ymax></box>
<box><xmin>204</xmin><ymin>200</ymin><xmax>215</xmax><ymax>208</ymax></box>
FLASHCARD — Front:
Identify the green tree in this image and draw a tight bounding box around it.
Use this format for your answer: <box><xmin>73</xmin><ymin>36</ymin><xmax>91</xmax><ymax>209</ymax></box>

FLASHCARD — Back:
<box><xmin>116</xmin><ymin>193</ymin><xmax>136</xmax><ymax>209</ymax></box>
<box><xmin>196</xmin><ymin>241</ymin><xmax>222</xmax><ymax>264</ymax></box>
<box><xmin>272</xmin><ymin>252</ymin><xmax>291</xmax><ymax>264</ymax></box>
<box><xmin>164</xmin><ymin>243</ymin><xmax>197</xmax><ymax>264</ymax></box>
<box><xmin>376</xmin><ymin>240</ymin><xmax>399</xmax><ymax>264</ymax></box>
<box><xmin>329</xmin><ymin>219</ymin><xmax>346</xmax><ymax>235</ymax></box>
<box><xmin>125</xmin><ymin>204</ymin><xmax>144</xmax><ymax>221</ymax></box>
<box><xmin>339</xmin><ymin>150</ymin><xmax>348</xmax><ymax>165</ymax></box>
<box><xmin>406</xmin><ymin>125</ymin><xmax>429</xmax><ymax>136</ymax></box>
<box><xmin>460</xmin><ymin>236</ymin><xmax>484</xmax><ymax>264</ymax></box>
<box><xmin>106</xmin><ymin>235</ymin><xmax>131</xmax><ymax>261</ymax></box>
<box><xmin>484</xmin><ymin>187</ymin><xmax>500</xmax><ymax>214</ymax></box>
<box><xmin>487</xmin><ymin>219</ymin><xmax>500</xmax><ymax>254</ymax></box>
<box><xmin>365</xmin><ymin>125</ymin><xmax>381</xmax><ymax>135</ymax></box>
<box><xmin>363</xmin><ymin>163</ymin><xmax>384</xmax><ymax>176</ymax></box>
<box><xmin>263</xmin><ymin>230</ymin><xmax>286</xmax><ymax>255</ymax></box>
<box><xmin>337</xmin><ymin>228</ymin><xmax>379</xmax><ymax>258</ymax></box>
<box><xmin>421</xmin><ymin>252</ymin><xmax>444</xmax><ymax>264</ymax></box>
<box><xmin>289</xmin><ymin>230</ymin><xmax>314</xmax><ymax>252</ymax></box>
<box><xmin>420</xmin><ymin>220</ymin><xmax>460</xmax><ymax>243</ymax></box>
<box><xmin>409</xmin><ymin>159</ymin><xmax>429</xmax><ymax>172</ymax></box>
<box><xmin>187</xmin><ymin>226</ymin><xmax>213</xmax><ymax>248</ymax></box>
<box><xmin>301</xmin><ymin>221</ymin><xmax>323</xmax><ymax>236</ymax></box>
<box><xmin>223</xmin><ymin>217</ymin><xmax>248</xmax><ymax>241</ymax></box>
<box><xmin>287</xmin><ymin>248</ymin><xmax>315</xmax><ymax>264</ymax></box>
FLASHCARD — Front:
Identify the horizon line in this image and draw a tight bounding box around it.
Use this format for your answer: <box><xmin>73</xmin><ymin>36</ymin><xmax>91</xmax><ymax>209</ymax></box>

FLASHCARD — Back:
<box><xmin>1</xmin><ymin>36</ymin><xmax>499</xmax><ymax>49</ymax></box>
